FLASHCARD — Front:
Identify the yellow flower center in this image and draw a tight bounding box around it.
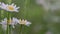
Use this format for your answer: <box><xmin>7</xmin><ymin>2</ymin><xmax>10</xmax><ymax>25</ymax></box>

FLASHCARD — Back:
<box><xmin>7</xmin><ymin>5</ymin><xmax>14</xmax><ymax>11</ymax></box>
<box><xmin>19</xmin><ymin>19</ymin><xmax>26</xmax><ymax>25</ymax></box>
<box><xmin>7</xmin><ymin>19</ymin><xmax>12</xmax><ymax>24</ymax></box>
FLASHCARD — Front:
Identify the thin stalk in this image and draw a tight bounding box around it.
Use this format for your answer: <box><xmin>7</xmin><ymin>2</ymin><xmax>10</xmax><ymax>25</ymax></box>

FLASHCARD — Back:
<box><xmin>20</xmin><ymin>25</ymin><xmax>22</xmax><ymax>34</ymax></box>
<box><xmin>19</xmin><ymin>0</ymin><xmax>28</xmax><ymax>34</ymax></box>
<box><xmin>1</xmin><ymin>10</ymin><xmax>4</xmax><ymax>19</ymax></box>
<box><xmin>6</xmin><ymin>12</ymin><xmax>11</xmax><ymax>34</ymax></box>
<box><xmin>6</xmin><ymin>24</ymin><xmax>9</xmax><ymax>34</ymax></box>
<box><xmin>0</xmin><ymin>10</ymin><xmax>4</xmax><ymax>34</ymax></box>
<box><xmin>0</xmin><ymin>0</ymin><xmax>1</xmax><ymax>20</ymax></box>
<box><xmin>20</xmin><ymin>25</ymin><xmax>24</xmax><ymax>34</ymax></box>
<box><xmin>6</xmin><ymin>0</ymin><xmax>12</xmax><ymax>34</ymax></box>
<box><xmin>0</xmin><ymin>10</ymin><xmax>4</xmax><ymax>21</ymax></box>
<box><xmin>0</xmin><ymin>10</ymin><xmax>1</xmax><ymax>22</ymax></box>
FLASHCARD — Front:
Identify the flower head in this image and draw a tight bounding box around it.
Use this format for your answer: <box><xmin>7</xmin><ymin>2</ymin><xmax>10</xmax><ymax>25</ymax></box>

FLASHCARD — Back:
<box><xmin>18</xmin><ymin>19</ymin><xmax>31</xmax><ymax>26</ymax></box>
<box><xmin>0</xmin><ymin>17</ymin><xmax>19</xmax><ymax>30</ymax></box>
<box><xmin>6</xmin><ymin>3</ymin><xmax>20</xmax><ymax>12</ymax></box>
<box><xmin>1</xmin><ymin>3</ymin><xmax>20</xmax><ymax>12</ymax></box>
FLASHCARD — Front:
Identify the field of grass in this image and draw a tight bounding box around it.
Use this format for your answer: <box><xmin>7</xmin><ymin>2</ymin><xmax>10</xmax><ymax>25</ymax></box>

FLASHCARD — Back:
<box><xmin>0</xmin><ymin>0</ymin><xmax>60</xmax><ymax>34</ymax></box>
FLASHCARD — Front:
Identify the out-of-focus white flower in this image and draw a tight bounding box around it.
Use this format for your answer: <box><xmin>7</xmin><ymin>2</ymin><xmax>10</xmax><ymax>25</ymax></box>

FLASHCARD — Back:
<box><xmin>0</xmin><ymin>2</ymin><xmax>1</xmax><ymax>4</ymax></box>
<box><xmin>11</xmin><ymin>17</ymin><xmax>19</xmax><ymax>28</ymax></box>
<box><xmin>6</xmin><ymin>3</ymin><xmax>20</xmax><ymax>12</ymax></box>
<box><xmin>0</xmin><ymin>2</ymin><xmax>1</xmax><ymax>6</ymax></box>
<box><xmin>36</xmin><ymin>0</ymin><xmax>50</xmax><ymax>11</ymax></box>
<box><xmin>18</xmin><ymin>19</ymin><xmax>31</xmax><ymax>26</ymax></box>
<box><xmin>36</xmin><ymin>0</ymin><xmax>60</xmax><ymax>11</ymax></box>
<box><xmin>1</xmin><ymin>3</ymin><xmax>20</xmax><ymax>12</ymax></box>
<box><xmin>0</xmin><ymin>17</ymin><xmax>19</xmax><ymax>30</ymax></box>
<box><xmin>0</xmin><ymin>2</ymin><xmax>1</xmax><ymax>8</ymax></box>
<box><xmin>0</xmin><ymin>18</ymin><xmax>8</xmax><ymax>30</ymax></box>
<box><xmin>45</xmin><ymin>31</ymin><xmax>52</xmax><ymax>34</ymax></box>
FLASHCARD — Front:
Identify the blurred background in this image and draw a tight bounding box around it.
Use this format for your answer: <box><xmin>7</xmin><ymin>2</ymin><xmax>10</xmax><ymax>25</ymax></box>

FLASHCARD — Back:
<box><xmin>0</xmin><ymin>0</ymin><xmax>60</xmax><ymax>34</ymax></box>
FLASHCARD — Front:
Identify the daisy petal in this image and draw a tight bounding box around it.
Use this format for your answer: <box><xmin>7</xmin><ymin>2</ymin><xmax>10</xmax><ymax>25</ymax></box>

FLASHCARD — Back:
<box><xmin>16</xmin><ymin>7</ymin><xmax>20</xmax><ymax>9</ymax></box>
<box><xmin>11</xmin><ymin>3</ymin><xmax>14</xmax><ymax>6</ymax></box>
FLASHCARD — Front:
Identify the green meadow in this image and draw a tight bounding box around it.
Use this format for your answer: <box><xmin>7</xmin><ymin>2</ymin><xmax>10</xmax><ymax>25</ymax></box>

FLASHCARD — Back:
<box><xmin>0</xmin><ymin>0</ymin><xmax>60</xmax><ymax>34</ymax></box>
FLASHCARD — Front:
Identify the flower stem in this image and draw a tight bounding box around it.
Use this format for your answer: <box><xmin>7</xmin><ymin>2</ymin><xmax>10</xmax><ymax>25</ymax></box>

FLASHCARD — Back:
<box><xmin>0</xmin><ymin>10</ymin><xmax>1</xmax><ymax>22</ymax></box>
<box><xmin>20</xmin><ymin>25</ymin><xmax>24</xmax><ymax>34</ymax></box>
<box><xmin>7</xmin><ymin>0</ymin><xmax>12</xmax><ymax>34</ymax></box>
<box><xmin>6</xmin><ymin>12</ymin><xmax>10</xmax><ymax>34</ymax></box>
<box><xmin>1</xmin><ymin>10</ymin><xmax>4</xmax><ymax>19</ymax></box>
<box><xmin>0</xmin><ymin>9</ymin><xmax>4</xmax><ymax>21</ymax></box>
<box><xmin>6</xmin><ymin>24</ymin><xmax>9</xmax><ymax>34</ymax></box>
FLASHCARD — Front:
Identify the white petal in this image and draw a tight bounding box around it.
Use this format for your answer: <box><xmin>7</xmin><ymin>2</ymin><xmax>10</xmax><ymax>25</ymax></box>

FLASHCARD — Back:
<box><xmin>1</xmin><ymin>20</ymin><xmax>7</xmax><ymax>25</ymax></box>
<box><xmin>4</xmin><ymin>18</ymin><xmax>7</xmax><ymax>20</ymax></box>
<box><xmin>14</xmin><ymin>5</ymin><xmax>16</xmax><ymax>8</ymax></box>
<box><xmin>16</xmin><ymin>7</ymin><xmax>20</xmax><ymax>9</ymax></box>
<box><xmin>1</xmin><ymin>3</ymin><xmax>7</xmax><ymax>7</ymax></box>
<box><xmin>13</xmin><ymin>18</ymin><xmax>19</xmax><ymax>23</ymax></box>
<box><xmin>25</xmin><ymin>22</ymin><xmax>31</xmax><ymax>26</ymax></box>
<box><xmin>0</xmin><ymin>2</ymin><xmax>1</xmax><ymax>4</ymax></box>
<box><xmin>15</xmin><ymin>10</ymin><xmax>19</xmax><ymax>12</ymax></box>
<box><xmin>2</xmin><ymin>24</ymin><xmax>7</xmax><ymax>30</ymax></box>
<box><xmin>11</xmin><ymin>3</ymin><xmax>14</xmax><ymax>6</ymax></box>
<box><xmin>1</xmin><ymin>3</ymin><xmax>7</xmax><ymax>10</ymax></box>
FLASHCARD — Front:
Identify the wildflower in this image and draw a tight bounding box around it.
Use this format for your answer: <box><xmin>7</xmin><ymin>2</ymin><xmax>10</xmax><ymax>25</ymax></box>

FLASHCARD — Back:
<box><xmin>18</xmin><ymin>19</ymin><xmax>31</xmax><ymax>26</ymax></box>
<box><xmin>0</xmin><ymin>17</ymin><xmax>19</xmax><ymax>30</ymax></box>
<box><xmin>6</xmin><ymin>3</ymin><xmax>20</xmax><ymax>12</ymax></box>
<box><xmin>1</xmin><ymin>3</ymin><xmax>20</xmax><ymax>12</ymax></box>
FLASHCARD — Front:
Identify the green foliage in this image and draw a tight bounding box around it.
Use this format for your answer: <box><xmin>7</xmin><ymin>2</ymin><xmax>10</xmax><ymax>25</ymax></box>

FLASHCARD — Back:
<box><xmin>0</xmin><ymin>0</ymin><xmax>60</xmax><ymax>34</ymax></box>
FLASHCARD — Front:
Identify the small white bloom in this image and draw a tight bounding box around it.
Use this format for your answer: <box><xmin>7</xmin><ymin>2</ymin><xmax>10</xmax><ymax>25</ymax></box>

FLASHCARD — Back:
<box><xmin>0</xmin><ymin>17</ymin><xmax>19</xmax><ymax>30</ymax></box>
<box><xmin>11</xmin><ymin>17</ymin><xmax>19</xmax><ymax>28</ymax></box>
<box><xmin>1</xmin><ymin>3</ymin><xmax>20</xmax><ymax>12</ymax></box>
<box><xmin>6</xmin><ymin>3</ymin><xmax>20</xmax><ymax>12</ymax></box>
<box><xmin>0</xmin><ymin>19</ymin><xmax>7</xmax><ymax>30</ymax></box>
<box><xmin>18</xmin><ymin>19</ymin><xmax>31</xmax><ymax>26</ymax></box>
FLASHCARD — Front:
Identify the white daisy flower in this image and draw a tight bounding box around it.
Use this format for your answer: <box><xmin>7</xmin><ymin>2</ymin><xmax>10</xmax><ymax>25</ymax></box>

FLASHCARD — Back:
<box><xmin>0</xmin><ymin>19</ymin><xmax>7</xmax><ymax>30</ymax></box>
<box><xmin>6</xmin><ymin>3</ymin><xmax>20</xmax><ymax>12</ymax></box>
<box><xmin>1</xmin><ymin>3</ymin><xmax>20</xmax><ymax>12</ymax></box>
<box><xmin>0</xmin><ymin>17</ymin><xmax>19</xmax><ymax>30</ymax></box>
<box><xmin>18</xmin><ymin>19</ymin><xmax>31</xmax><ymax>26</ymax></box>
<box><xmin>11</xmin><ymin>17</ymin><xmax>19</xmax><ymax>28</ymax></box>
